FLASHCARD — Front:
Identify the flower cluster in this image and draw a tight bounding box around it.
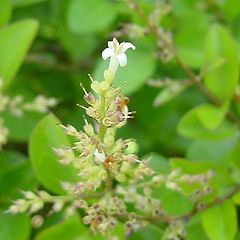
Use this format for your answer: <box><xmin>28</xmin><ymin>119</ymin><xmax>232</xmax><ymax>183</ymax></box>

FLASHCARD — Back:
<box><xmin>0</xmin><ymin>79</ymin><xmax>57</xmax><ymax>149</ymax></box>
<box><xmin>53</xmin><ymin>39</ymin><xmax>156</xmax><ymax>238</ymax></box>
<box><xmin>8</xmin><ymin>190</ymin><xmax>72</xmax><ymax>228</ymax></box>
<box><xmin>9</xmin><ymin>39</ymin><xmax>217</xmax><ymax>240</ymax></box>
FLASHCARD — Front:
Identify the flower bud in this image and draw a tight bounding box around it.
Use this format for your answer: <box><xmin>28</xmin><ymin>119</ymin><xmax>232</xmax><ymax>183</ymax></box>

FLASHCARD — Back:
<box><xmin>38</xmin><ymin>190</ymin><xmax>51</xmax><ymax>200</ymax></box>
<box><xmin>61</xmin><ymin>124</ymin><xmax>78</xmax><ymax>136</ymax></box>
<box><xmin>85</xmin><ymin>95</ymin><xmax>96</xmax><ymax>106</ymax></box>
<box><xmin>22</xmin><ymin>191</ymin><xmax>36</xmax><ymax>200</ymax></box>
<box><xmin>91</xmin><ymin>81</ymin><xmax>102</xmax><ymax>94</ymax></box>
<box><xmin>83</xmin><ymin>123</ymin><xmax>95</xmax><ymax>136</ymax></box>
<box><xmin>116</xmin><ymin>173</ymin><xmax>126</xmax><ymax>182</ymax></box>
<box><xmin>30</xmin><ymin>200</ymin><xmax>44</xmax><ymax>213</ymax></box>
<box><xmin>83</xmin><ymin>215</ymin><xmax>92</xmax><ymax>224</ymax></box>
<box><xmin>53</xmin><ymin>200</ymin><xmax>64</xmax><ymax>212</ymax></box>
<box><xmin>31</xmin><ymin>215</ymin><xmax>43</xmax><ymax>228</ymax></box>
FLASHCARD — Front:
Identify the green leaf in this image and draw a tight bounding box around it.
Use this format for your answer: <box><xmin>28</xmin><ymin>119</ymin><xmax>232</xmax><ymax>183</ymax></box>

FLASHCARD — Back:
<box><xmin>0</xmin><ymin>19</ymin><xmax>38</xmax><ymax>89</ymax></box>
<box><xmin>11</xmin><ymin>0</ymin><xmax>48</xmax><ymax>7</ymax></box>
<box><xmin>201</xmin><ymin>200</ymin><xmax>237</xmax><ymax>240</ymax></box>
<box><xmin>175</xmin><ymin>9</ymin><xmax>209</xmax><ymax>68</ymax></box>
<box><xmin>0</xmin><ymin>154</ymin><xmax>38</xmax><ymax>204</ymax></box>
<box><xmin>29</xmin><ymin>113</ymin><xmax>79</xmax><ymax>194</ymax></box>
<box><xmin>129</xmin><ymin>224</ymin><xmax>163</xmax><ymax>240</ymax></box>
<box><xmin>187</xmin><ymin>134</ymin><xmax>238</xmax><ymax>163</ymax></box>
<box><xmin>229</xmin><ymin>141</ymin><xmax>240</xmax><ymax>171</ymax></box>
<box><xmin>94</xmin><ymin>50</ymin><xmax>156</xmax><ymax>95</ymax></box>
<box><xmin>170</xmin><ymin>158</ymin><xmax>212</xmax><ymax>174</ymax></box>
<box><xmin>203</xmin><ymin>25</ymin><xmax>239</xmax><ymax>101</ymax></box>
<box><xmin>235</xmin><ymin>231</ymin><xmax>240</xmax><ymax>240</ymax></box>
<box><xmin>220</xmin><ymin>0</ymin><xmax>240</xmax><ymax>20</ymax></box>
<box><xmin>67</xmin><ymin>0</ymin><xmax>116</xmax><ymax>34</ymax></box>
<box><xmin>186</xmin><ymin>215</ymin><xmax>208</xmax><ymax>240</ymax></box>
<box><xmin>35</xmin><ymin>214</ymin><xmax>88</xmax><ymax>240</ymax></box>
<box><xmin>232</xmin><ymin>191</ymin><xmax>240</xmax><ymax>205</ymax></box>
<box><xmin>0</xmin><ymin>213</ymin><xmax>30</xmax><ymax>240</ymax></box>
<box><xmin>2</xmin><ymin>111</ymin><xmax>44</xmax><ymax>142</ymax></box>
<box><xmin>146</xmin><ymin>153</ymin><xmax>169</xmax><ymax>173</ymax></box>
<box><xmin>153</xmin><ymin>82</ymin><xmax>187</xmax><ymax>107</ymax></box>
<box><xmin>195</xmin><ymin>103</ymin><xmax>227</xmax><ymax>130</ymax></box>
<box><xmin>0</xmin><ymin>0</ymin><xmax>12</xmax><ymax>27</ymax></box>
<box><xmin>152</xmin><ymin>186</ymin><xmax>193</xmax><ymax>216</ymax></box>
<box><xmin>177</xmin><ymin>106</ymin><xmax>236</xmax><ymax>140</ymax></box>
<box><xmin>0</xmin><ymin>150</ymin><xmax>27</xmax><ymax>174</ymax></box>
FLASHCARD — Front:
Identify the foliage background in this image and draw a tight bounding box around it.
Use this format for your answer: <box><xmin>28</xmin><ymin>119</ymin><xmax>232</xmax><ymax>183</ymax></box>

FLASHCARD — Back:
<box><xmin>1</xmin><ymin>0</ymin><xmax>240</xmax><ymax>239</ymax></box>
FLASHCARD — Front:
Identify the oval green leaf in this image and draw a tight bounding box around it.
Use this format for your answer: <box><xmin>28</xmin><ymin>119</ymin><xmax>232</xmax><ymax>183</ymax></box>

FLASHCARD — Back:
<box><xmin>177</xmin><ymin>106</ymin><xmax>236</xmax><ymax>140</ymax></box>
<box><xmin>0</xmin><ymin>151</ymin><xmax>38</xmax><ymax>204</ymax></box>
<box><xmin>175</xmin><ymin>9</ymin><xmax>209</xmax><ymax>68</ymax></box>
<box><xmin>0</xmin><ymin>0</ymin><xmax>12</xmax><ymax>27</ymax></box>
<box><xmin>201</xmin><ymin>200</ymin><xmax>237</xmax><ymax>240</ymax></box>
<box><xmin>35</xmin><ymin>214</ymin><xmax>88</xmax><ymax>240</ymax></box>
<box><xmin>0</xmin><ymin>213</ymin><xmax>30</xmax><ymax>240</ymax></box>
<box><xmin>152</xmin><ymin>185</ymin><xmax>193</xmax><ymax>216</ymax></box>
<box><xmin>67</xmin><ymin>0</ymin><xmax>116</xmax><ymax>34</ymax></box>
<box><xmin>0</xmin><ymin>19</ymin><xmax>38</xmax><ymax>89</ymax></box>
<box><xmin>203</xmin><ymin>25</ymin><xmax>239</xmax><ymax>101</ymax></box>
<box><xmin>29</xmin><ymin>113</ymin><xmax>79</xmax><ymax>194</ymax></box>
<box><xmin>195</xmin><ymin>103</ymin><xmax>227</xmax><ymax>130</ymax></box>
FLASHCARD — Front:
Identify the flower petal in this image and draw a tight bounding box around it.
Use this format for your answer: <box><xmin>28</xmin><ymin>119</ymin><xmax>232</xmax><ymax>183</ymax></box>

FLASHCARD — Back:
<box><xmin>122</xmin><ymin>42</ymin><xmax>136</xmax><ymax>52</ymax></box>
<box><xmin>102</xmin><ymin>48</ymin><xmax>114</xmax><ymax>60</ymax></box>
<box><xmin>94</xmin><ymin>149</ymin><xmax>105</xmax><ymax>163</ymax></box>
<box><xmin>113</xmin><ymin>38</ymin><xmax>119</xmax><ymax>49</ymax></box>
<box><xmin>108</xmin><ymin>40</ymin><xmax>114</xmax><ymax>50</ymax></box>
<box><xmin>117</xmin><ymin>53</ymin><xmax>127</xmax><ymax>67</ymax></box>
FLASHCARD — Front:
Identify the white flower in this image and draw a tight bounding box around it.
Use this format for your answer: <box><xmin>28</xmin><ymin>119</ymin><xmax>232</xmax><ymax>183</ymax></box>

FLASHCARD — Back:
<box><xmin>102</xmin><ymin>38</ymin><xmax>135</xmax><ymax>78</ymax></box>
<box><xmin>94</xmin><ymin>149</ymin><xmax>106</xmax><ymax>164</ymax></box>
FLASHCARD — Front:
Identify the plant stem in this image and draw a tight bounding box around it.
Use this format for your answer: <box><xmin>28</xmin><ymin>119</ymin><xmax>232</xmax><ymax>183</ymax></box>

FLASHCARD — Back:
<box><xmin>98</xmin><ymin>91</ymin><xmax>107</xmax><ymax>141</ymax></box>
<box><xmin>97</xmin><ymin>80</ymin><xmax>114</xmax><ymax>195</ymax></box>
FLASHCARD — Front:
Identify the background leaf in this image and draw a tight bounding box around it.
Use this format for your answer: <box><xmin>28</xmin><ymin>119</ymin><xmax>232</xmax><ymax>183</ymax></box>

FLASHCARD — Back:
<box><xmin>94</xmin><ymin>50</ymin><xmax>156</xmax><ymax>95</ymax></box>
<box><xmin>0</xmin><ymin>150</ymin><xmax>38</xmax><ymax>205</ymax></box>
<box><xmin>153</xmin><ymin>82</ymin><xmax>187</xmax><ymax>107</ymax></box>
<box><xmin>29</xmin><ymin>113</ymin><xmax>79</xmax><ymax>194</ymax></box>
<box><xmin>195</xmin><ymin>103</ymin><xmax>227</xmax><ymax>130</ymax></box>
<box><xmin>67</xmin><ymin>0</ymin><xmax>117</xmax><ymax>34</ymax></box>
<box><xmin>177</xmin><ymin>106</ymin><xmax>236</xmax><ymax>140</ymax></box>
<box><xmin>201</xmin><ymin>200</ymin><xmax>237</xmax><ymax>240</ymax></box>
<box><xmin>129</xmin><ymin>224</ymin><xmax>163</xmax><ymax>240</ymax></box>
<box><xmin>35</xmin><ymin>214</ymin><xmax>91</xmax><ymax>240</ymax></box>
<box><xmin>0</xmin><ymin>0</ymin><xmax>12</xmax><ymax>27</ymax></box>
<box><xmin>0</xmin><ymin>213</ymin><xmax>30</xmax><ymax>240</ymax></box>
<box><xmin>0</xmin><ymin>19</ymin><xmax>38</xmax><ymax>89</ymax></box>
<box><xmin>152</xmin><ymin>185</ymin><xmax>193</xmax><ymax>216</ymax></box>
<box><xmin>11</xmin><ymin>0</ymin><xmax>48</xmax><ymax>7</ymax></box>
<box><xmin>203</xmin><ymin>24</ymin><xmax>239</xmax><ymax>101</ymax></box>
<box><xmin>174</xmin><ymin>9</ymin><xmax>209</xmax><ymax>68</ymax></box>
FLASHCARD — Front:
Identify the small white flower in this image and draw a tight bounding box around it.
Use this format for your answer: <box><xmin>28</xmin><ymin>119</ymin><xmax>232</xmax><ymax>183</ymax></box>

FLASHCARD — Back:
<box><xmin>102</xmin><ymin>38</ymin><xmax>135</xmax><ymax>67</ymax></box>
<box><xmin>94</xmin><ymin>149</ymin><xmax>106</xmax><ymax>164</ymax></box>
<box><xmin>102</xmin><ymin>38</ymin><xmax>135</xmax><ymax>78</ymax></box>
